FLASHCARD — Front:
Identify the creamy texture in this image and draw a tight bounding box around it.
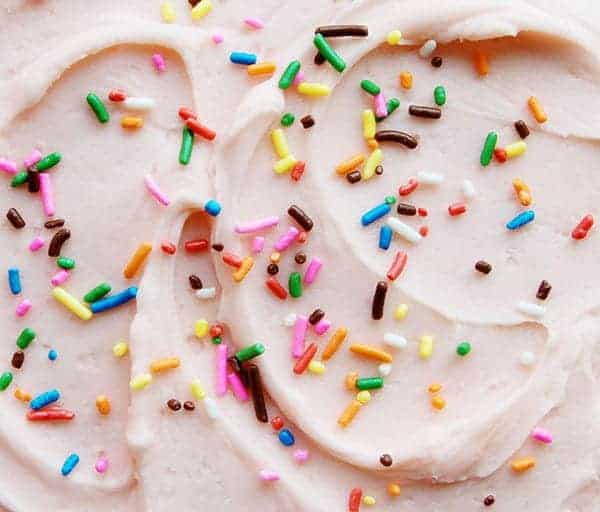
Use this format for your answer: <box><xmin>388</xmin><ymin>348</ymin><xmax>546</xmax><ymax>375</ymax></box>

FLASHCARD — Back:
<box><xmin>1</xmin><ymin>0</ymin><xmax>600</xmax><ymax>511</ymax></box>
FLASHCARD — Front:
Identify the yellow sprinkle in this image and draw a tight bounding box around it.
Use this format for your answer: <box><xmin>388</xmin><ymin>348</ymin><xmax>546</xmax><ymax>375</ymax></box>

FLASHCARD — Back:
<box><xmin>160</xmin><ymin>1</ymin><xmax>176</xmax><ymax>23</ymax></box>
<box><xmin>345</xmin><ymin>371</ymin><xmax>359</xmax><ymax>390</ymax></box>
<box><xmin>363</xmin><ymin>495</ymin><xmax>376</xmax><ymax>506</ymax></box>
<box><xmin>349</xmin><ymin>344</ymin><xmax>393</xmax><ymax>363</ymax></box>
<box><xmin>123</xmin><ymin>242</ymin><xmax>152</xmax><ymax>279</ymax></box>
<box><xmin>505</xmin><ymin>141</ymin><xmax>527</xmax><ymax>159</ymax></box>
<box><xmin>96</xmin><ymin>395</ymin><xmax>111</xmax><ymax>415</ymax></box>
<box><xmin>528</xmin><ymin>96</ymin><xmax>547</xmax><ymax>123</ymax></box>
<box><xmin>399</xmin><ymin>71</ymin><xmax>413</xmax><ymax>89</ymax></box>
<box><xmin>474</xmin><ymin>50</ymin><xmax>489</xmax><ymax>76</ymax></box>
<box><xmin>362</xmin><ymin>109</ymin><xmax>376</xmax><ymax>140</ymax></box>
<box><xmin>513</xmin><ymin>178</ymin><xmax>532</xmax><ymax>206</ymax></box>
<box><xmin>386</xmin><ymin>30</ymin><xmax>402</xmax><ymax>45</ymax></box>
<box><xmin>335</xmin><ymin>154</ymin><xmax>365</xmax><ymax>176</ymax></box>
<box><xmin>121</xmin><ymin>116</ymin><xmax>143</xmax><ymax>129</ymax></box>
<box><xmin>14</xmin><ymin>388</ymin><xmax>31</xmax><ymax>402</ymax></box>
<box><xmin>195</xmin><ymin>319</ymin><xmax>209</xmax><ymax>339</ymax></box>
<box><xmin>297</xmin><ymin>82</ymin><xmax>331</xmax><ymax>97</ymax></box>
<box><xmin>150</xmin><ymin>357</ymin><xmax>180</xmax><ymax>373</ymax></box>
<box><xmin>366</xmin><ymin>138</ymin><xmax>379</xmax><ymax>150</ymax></box>
<box><xmin>247</xmin><ymin>61</ymin><xmax>276</xmax><ymax>76</ymax></box>
<box><xmin>394</xmin><ymin>304</ymin><xmax>409</xmax><ymax>320</ymax></box>
<box><xmin>356</xmin><ymin>390</ymin><xmax>371</xmax><ymax>404</ymax></box>
<box><xmin>233</xmin><ymin>256</ymin><xmax>254</xmax><ymax>283</ymax></box>
<box><xmin>113</xmin><ymin>341</ymin><xmax>129</xmax><ymax>357</ymax></box>
<box><xmin>191</xmin><ymin>0</ymin><xmax>212</xmax><ymax>20</ymax></box>
<box><xmin>130</xmin><ymin>373</ymin><xmax>152</xmax><ymax>391</ymax></box>
<box><xmin>52</xmin><ymin>287</ymin><xmax>92</xmax><ymax>321</ymax></box>
<box><xmin>431</xmin><ymin>395</ymin><xmax>446</xmax><ymax>410</ymax></box>
<box><xmin>273</xmin><ymin>154</ymin><xmax>297</xmax><ymax>174</ymax></box>
<box><xmin>270</xmin><ymin>252</ymin><xmax>281</xmax><ymax>264</ymax></box>
<box><xmin>322</xmin><ymin>327</ymin><xmax>348</xmax><ymax>360</ymax></box>
<box><xmin>428</xmin><ymin>382</ymin><xmax>442</xmax><ymax>394</ymax></box>
<box><xmin>190</xmin><ymin>379</ymin><xmax>206</xmax><ymax>400</ymax></box>
<box><xmin>511</xmin><ymin>457</ymin><xmax>536</xmax><ymax>473</ymax></box>
<box><xmin>387</xmin><ymin>483</ymin><xmax>401</xmax><ymax>497</ymax></box>
<box><xmin>338</xmin><ymin>399</ymin><xmax>362</xmax><ymax>428</ymax></box>
<box><xmin>308</xmin><ymin>360</ymin><xmax>326</xmax><ymax>375</ymax></box>
<box><xmin>419</xmin><ymin>335</ymin><xmax>434</xmax><ymax>360</ymax></box>
<box><xmin>362</xmin><ymin>148</ymin><xmax>383</xmax><ymax>180</ymax></box>
<box><xmin>270</xmin><ymin>128</ymin><xmax>289</xmax><ymax>158</ymax></box>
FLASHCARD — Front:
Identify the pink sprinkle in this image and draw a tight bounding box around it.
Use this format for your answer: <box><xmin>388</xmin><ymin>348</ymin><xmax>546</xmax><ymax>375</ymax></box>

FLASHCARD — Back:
<box><xmin>95</xmin><ymin>456</ymin><xmax>109</xmax><ymax>473</ymax></box>
<box><xmin>303</xmin><ymin>257</ymin><xmax>322</xmax><ymax>285</ymax></box>
<box><xmin>15</xmin><ymin>299</ymin><xmax>32</xmax><ymax>317</ymax></box>
<box><xmin>292</xmin><ymin>70</ymin><xmax>305</xmax><ymax>86</ymax></box>
<box><xmin>227</xmin><ymin>372</ymin><xmax>249</xmax><ymax>401</ymax></box>
<box><xmin>212</xmin><ymin>32</ymin><xmax>224</xmax><ymax>44</ymax></box>
<box><xmin>531</xmin><ymin>426</ymin><xmax>553</xmax><ymax>444</ymax></box>
<box><xmin>29</xmin><ymin>237</ymin><xmax>44</xmax><ymax>252</ymax></box>
<box><xmin>0</xmin><ymin>158</ymin><xmax>17</xmax><ymax>175</ymax></box>
<box><xmin>24</xmin><ymin>150</ymin><xmax>42</xmax><ymax>168</ymax></box>
<box><xmin>51</xmin><ymin>270</ymin><xmax>70</xmax><ymax>286</ymax></box>
<box><xmin>235</xmin><ymin>216</ymin><xmax>279</xmax><ymax>234</ymax></box>
<box><xmin>244</xmin><ymin>17</ymin><xmax>264</xmax><ymax>29</ymax></box>
<box><xmin>293</xmin><ymin>449</ymin><xmax>309</xmax><ymax>463</ymax></box>
<box><xmin>259</xmin><ymin>470</ymin><xmax>279</xmax><ymax>482</ymax></box>
<box><xmin>292</xmin><ymin>315</ymin><xmax>308</xmax><ymax>358</ymax></box>
<box><xmin>144</xmin><ymin>174</ymin><xmax>170</xmax><ymax>206</ymax></box>
<box><xmin>152</xmin><ymin>53</ymin><xmax>166</xmax><ymax>72</ymax></box>
<box><xmin>274</xmin><ymin>227</ymin><xmax>299</xmax><ymax>251</ymax></box>
<box><xmin>39</xmin><ymin>173</ymin><xmax>55</xmax><ymax>217</ymax></box>
<box><xmin>251</xmin><ymin>236</ymin><xmax>265</xmax><ymax>254</ymax></box>
<box><xmin>314</xmin><ymin>318</ymin><xmax>331</xmax><ymax>336</ymax></box>
<box><xmin>374</xmin><ymin>92</ymin><xmax>388</xmax><ymax>118</ymax></box>
<box><xmin>216</xmin><ymin>344</ymin><xmax>228</xmax><ymax>396</ymax></box>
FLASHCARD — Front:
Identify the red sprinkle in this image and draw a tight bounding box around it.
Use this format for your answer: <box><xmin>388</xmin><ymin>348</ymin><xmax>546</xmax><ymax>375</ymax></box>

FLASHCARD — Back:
<box><xmin>266</xmin><ymin>276</ymin><xmax>288</xmax><ymax>299</ymax></box>
<box><xmin>494</xmin><ymin>148</ymin><xmax>507</xmax><ymax>163</ymax></box>
<box><xmin>222</xmin><ymin>252</ymin><xmax>243</xmax><ymax>268</ymax></box>
<box><xmin>417</xmin><ymin>207</ymin><xmax>428</xmax><ymax>217</ymax></box>
<box><xmin>209</xmin><ymin>324</ymin><xmax>224</xmax><ymax>337</ymax></box>
<box><xmin>186</xmin><ymin>118</ymin><xmax>217</xmax><ymax>140</ymax></box>
<box><xmin>386</xmin><ymin>251</ymin><xmax>408</xmax><ymax>281</ymax></box>
<box><xmin>419</xmin><ymin>226</ymin><xmax>429</xmax><ymax>237</ymax></box>
<box><xmin>291</xmin><ymin>161</ymin><xmax>306</xmax><ymax>182</ymax></box>
<box><xmin>271</xmin><ymin>416</ymin><xmax>284</xmax><ymax>431</ymax></box>
<box><xmin>161</xmin><ymin>241</ymin><xmax>176</xmax><ymax>255</ymax></box>
<box><xmin>108</xmin><ymin>89</ymin><xmax>126</xmax><ymax>102</ymax></box>
<box><xmin>448</xmin><ymin>202</ymin><xmax>467</xmax><ymax>216</ymax></box>
<box><xmin>297</xmin><ymin>231</ymin><xmax>308</xmax><ymax>243</ymax></box>
<box><xmin>399</xmin><ymin>178</ymin><xmax>419</xmax><ymax>196</ymax></box>
<box><xmin>185</xmin><ymin>239</ymin><xmax>209</xmax><ymax>252</ymax></box>
<box><xmin>27</xmin><ymin>408</ymin><xmax>75</xmax><ymax>421</ymax></box>
<box><xmin>349</xmin><ymin>488</ymin><xmax>363</xmax><ymax>512</ymax></box>
<box><xmin>293</xmin><ymin>343</ymin><xmax>317</xmax><ymax>374</ymax></box>
<box><xmin>178</xmin><ymin>107</ymin><xmax>197</xmax><ymax>120</ymax></box>
<box><xmin>572</xmin><ymin>214</ymin><xmax>594</xmax><ymax>240</ymax></box>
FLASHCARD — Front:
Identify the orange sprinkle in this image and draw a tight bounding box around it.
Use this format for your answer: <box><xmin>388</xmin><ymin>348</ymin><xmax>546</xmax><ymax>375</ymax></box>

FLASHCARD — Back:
<box><xmin>345</xmin><ymin>371</ymin><xmax>358</xmax><ymax>390</ymax></box>
<box><xmin>247</xmin><ymin>62</ymin><xmax>277</xmax><ymax>76</ymax></box>
<box><xmin>399</xmin><ymin>71</ymin><xmax>413</xmax><ymax>89</ymax></box>
<box><xmin>367</xmin><ymin>138</ymin><xmax>379</xmax><ymax>150</ymax></box>
<box><xmin>349</xmin><ymin>344</ymin><xmax>393</xmax><ymax>363</ymax></box>
<box><xmin>150</xmin><ymin>357</ymin><xmax>181</xmax><ymax>373</ymax></box>
<box><xmin>512</xmin><ymin>178</ymin><xmax>532</xmax><ymax>206</ymax></box>
<box><xmin>511</xmin><ymin>457</ymin><xmax>536</xmax><ymax>473</ymax></box>
<box><xmin>121</xmin><ymin>116</ymin><xmax>144</xmax><ymax>129</ymax></box>
<box><xmin>474</xmin><ymin>51</ymin><xmax>489</xmax><ymax>76</ymax></box>
<box><xmin>233</xmin><ymin>256</ymin><xmax>254</xmax><ymax>282</ymax></box>
<box><xmin>14</xmin><ymin>387</ymin><xmax>31</xmax><ymax>402</ymax></box>
<box><xmin>338</xmin><ymin>399</ymin><xmax>362</xmax><ymax>427</ymax></box>
<box><xmin>322</xmin><ymin>327</ymin><xmax>348</xmax><ymax>360</ymax></box>
<box><xmin>428</xmin><ymin>383</ymin><xmax>442</xmax><ymax>394</ymax></box>
<box><xmin>270</xmin><ymin>252</ymin><xmax>281</xmax><ymax>263</ymax></box>
<box><xmin>431</xmin><ymin>396</ymin><xmax>446</xmax><ymax>410</ymax></box>
<box><xmin>528</xmin><ymin>96</ymin><xmax>547</xmax><ymax>123</ymax></box>
<box><xmin>336</xmin><ymin>154</ymin><xmax>366</xmax><ymax>175</ymax></box>
<box><xmin>123</xmin><ymin>242</ymin><xmax>152</xmax><ymax>279</ymax></box>
<box><xmin>96</xmin><ymin>395</ymin><xmax>111</xmax><ymax>415</ymax></box>
<box><xmin>387</xmin><ymin>483</ymin><xmax>401</xmax><ymax>497</ymax></box>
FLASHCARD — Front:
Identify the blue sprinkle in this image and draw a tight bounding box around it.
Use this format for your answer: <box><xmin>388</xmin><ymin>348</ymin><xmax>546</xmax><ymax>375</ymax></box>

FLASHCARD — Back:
<box><xmin>506</xmin><ymin>210</ymin><xmax>535</xmax><ymax>230</ymax></box>
<box><xmin>278</xmin><ymin>428</ymin><xmax>295</xmax><ymax>447</ymax></box>
<box><xmin>379</xmin><ymin>225</ymin><xmax>392</xmax><ymax>250</ymax></box>
<box><xmin>90</xmin><ymin>287</ymin><xmax>138</xmax><ymax>314</ymax></box>
<box><xmin>8</xmin><ymin>268</ymin><xmax>21</xmax><ymax>295</ymax></box>
<box><xmin>48</xmin><ymin>349</ymin><xmax>58</xmax><ymax>361</ymax></box>
<box><xmin>31</xmin><ymin>389</ymin><xmax>60</xmax><ymax>410</ymax></box>
<box><xmin>61</xmin><ymin>453</ymin><xmax>80</xmax><ymax>476</ymax></box>
<box><xmin>204</xmin><ymin>199</ymin><xmax>222</xmax><ymax>217</ymax></box>
<box><xmin>361</xmin><ymin>203</ymin><xmax>391</xmax><ymax>227</ymax></box>
<box><xmin>229</xmin><ymin>52</ymin><xmax>257</xmax><ymax>65</ymax></box>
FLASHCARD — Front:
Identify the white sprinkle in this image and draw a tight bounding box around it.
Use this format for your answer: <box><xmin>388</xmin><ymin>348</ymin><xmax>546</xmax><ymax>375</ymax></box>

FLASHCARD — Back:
<box><xmin>383</xmin><ymin>333</ymin><xmax>408</xmax><ymax>349</ymax></box>
<box><xmin>418</xmin><ymin>39</ymin><xmax>437</xmax><ymax>58</ymax></box>
<box><xmin>203</xmin><ymin>396</ymin><xmax>220</xmax><ymax>420</ymax></box>
<box><xmin>516</xmin><ymin>301</ymin><xmax>546</xmax><ymax>318</ymax></box>
<box><xmin>417</xmin><ymin>171</ymin><xmax>444</xmax><ymax>185</ymax></box>
<box><xmin>386</xmin><ymin>217</ymin><xmax>422</xmax><ymax>244</ymax></box>
<box><xmin>283</xmin><ymin>313</ymin><xmax>297</xmax><ymax>327</ymax></box>
<box><xmin>520</xmin><ymin>351</ymin><xmax>536</xmax><ymax>367</ymax></box>
<box><xmin>378</xmin><ymin>363</ymin><xmax>392</xmax><ymax>376</ymax></box>
<box><xmin>123</xmin><ymin>97</ymin><xmax>156</xmax><ymax>111</ymax></box>
<box><xmin>462</xmin><ymin>179</ymin><xmax>477</xmax><ymax>199</ymax></box>
<box><xmin>196</xmin><ymin>287</ymin><xmax>216</xmax><ymax>300</ymax></box>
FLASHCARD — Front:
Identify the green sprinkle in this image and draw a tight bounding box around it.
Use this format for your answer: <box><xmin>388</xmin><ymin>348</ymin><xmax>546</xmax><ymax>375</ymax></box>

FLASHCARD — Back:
<box><xmin>384</xmin><ymin>196</ymin><xmax>396</xmax><ymax>205</ymax></box>
<box><xmin>83</xmin><ymin>283</ymin><xmax>112</xmax><ymax>303</ymax></box>
<box><xmin>278</xmin><ymin>60</ymin><xmax>301</xmax><ymax>90</ymax></box>
<box><xmin>356</xmin><ymin>377</ymin><xmax>384</xmax><ymax>390</ymax></box>
<box><xmin>57</xmin><ymin>257</ymin><xmax>75</xmax><ymax>270</ymax></box>
<box><xmin>456</xmin><ymin>342</ymin><xmax>471</xmax><ymax>356</ymax></box>
<box><xmin>36</xmin><ymin>152</ymin><xmax>62</xmax><ymax>171</ymax></box>
<box><xmin>211</xmin><ymin>336</ymin><xmax>222</xmax><ymax>345</ymax></box>
<box><xmin>360</xmin><ymin>79</ymin><xmax>381</xmax><ymax>96</ymax></box>
<box><xmin>434</xmin><ymin>85</ymin><xmax>446</xmax><ymax>106</ymax></box>
<box><xmin>281</xmin><ymin>113</ymin><xmax>295</xmax><ymax>126</ymax></box>
<box><xmin>86</xmin><ymin>93</ymin><xmax>109</xmax><ymax>123</ymax></box>
<box><xmin>179</xmin><ymin>127</ymin><xmax>194</xmax><ymax>165</ymax></box>
<box><xmin>313</xmin><ymin>34</ymin><xmax>346</xmax><ymax>73</ymax></box>
<box><xmin>235</xmin><ymin>343</ymin><xmax>265</xmax><ymax>362</ymax></box>
<box><xmin>0</xmin><ymin>372</ymin><xmax>13</xmax><ymax>391</ymax></box>
<box><xmin>375</xmin><ymin>98</ymin><xmax>400</xmax><ymax>122</ymax></box>
<box><xmin>16</xmin><ymin>327</ymin><xmax>36</xmax><ymax>350</ymax></box>
<box><xmin>11</xmin><ymin>171</ymin><xmax>28</xmax><ymax>187</ymax></box>
<box><xmin>288</xmin><ymin>271</ymin><xmax>302</xmax><ymax>298</ymax></box>
<box><xmin>480</xmin><ymin>131</ymin><xmax>498</xmax><ymax>167</ymax></box>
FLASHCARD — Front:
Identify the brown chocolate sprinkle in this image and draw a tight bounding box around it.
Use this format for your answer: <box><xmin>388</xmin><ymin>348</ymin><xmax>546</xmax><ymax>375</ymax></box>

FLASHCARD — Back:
<box><xmin>346</xmin><ymin>170</ymin><xmax>361</xmax><ymax>184</ymax></box>
<box><xmin>374</xmin><ymin>130</ymin><xmax>418</xmax><ymax>149</ymax></box>
<box><xmin>475</xmin><ymin>260</ymin><xmax>492</xmax><ymax>274</ymax></box>
<box><xmin>167</xmin><ymin>399</ymin><xmax>181</xmax><ymax>411</ymax></box>
<box><xmin>315</xmin><ymin>25</ymin><xmax>369</xmax><ymax>37</ymax></box>
<box><xmin>309</xmin><ymin>308</ymin><xmax>325</xmax><ymax>325</ymax></box>
<box><xmin>396</xmin><ymin>203</ymin><xmax>417</xmax><ymax>216</ymax></box>
<box><xmin>188</xmin><ymin>0</ymin><xmax>201</xmax><ymax>6</ymax></box>
<box><xmin>536</xmin><ymin>280</ymin><xmax>552</xmax><ymax>300</ymax></box>
<box><xmin>314</xmin><ymin>52</ymin><xmax>325</xmax><ymax>65</ymax></box>
<box><xmin>27</xmin><ymin>170</ymin><xmax>40</xmax><ymax>193</ymax></box>
<box><xmin>267</xmin><ymin>263</ymin><xmax>279</xmax><ymax>275</ymax></box>
<box><xmin>44</xmin><ymin>218</ymin><xmax>65</xmax><ymax>229</ymax></box>
<box><xmin>183</xmin><ymin>401</ymin><xmax>195</xmax><ymax>411</ymax></box>
<box><xmin>48</xmin><ymin>228</ymin><xmax>70</xmax><ymax>257</ymax></box>
<box><xmin>379</xmin><ymin>454</ymin><xmax>393</xmax><ymax>467</ymax></box>
<box><xmin>431</xmin><ymin>56</ymin><xmax>443</xmax><ymax>67</ymax></box>
<box><xmin>11</xmin><ymin>350</ymin><xmax>24</xmax><ymax>369</ymax></box>
<box><xmin>300</xmin><ymin>115</ymin><xmax>315</xmax><ymax>129</ymax></box>
<box><xmin>288</xmin><ymin>204</ymin><xmax>314</xmax><ymax>232</ymax></box>
<box><xmin>188</xmin><ymin>274</ymin><xmax>203</xmax><ymax>290</ymax></box>
<box><xmin>374</xmin><ymin>165</ymin><xmax>384</xmax><ymax>176</ymax></box>
<box><xmin>247</xmin><ymin>363</ymin><xmax>268</xmax><ymax>423</ymax></box>
<box><xmin>211</xmin><ymin>243</ymin><xmax>224</xmax><ymax>252</ymax></box>
<box><xmin>294</xmin><ymin>252</ymin><xmax>307</xmax><ymax>264</ymax></box>
<box><xmin>6</xmin><ymin>208</ymin><xmax>26</xmax><ymax>229</ymax></box>
<box><xmin>409</xmin><ymin>105</ymin><xmax>442</xmax><ymax>119</ymax></box>
<box><xmin>514</xmin><ymin>120</ymin><xmax>530</xmax><ymax>139</ymax></box>
<box><xmin>372</xmin><ymin>281</ymin><xmax>388</xmax><ymax>320</ymax></box>
<box><xmin>484</xmin><ymin>495</ymin><xmax>495</xmax><ymax>506</ymax></box>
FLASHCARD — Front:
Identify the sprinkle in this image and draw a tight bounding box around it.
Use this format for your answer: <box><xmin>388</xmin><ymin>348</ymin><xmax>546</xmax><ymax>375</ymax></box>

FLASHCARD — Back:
<box><xmin>431</xmin><ymin>56</ymin><xmax>443</xmax><ymax>67</ymax></box>
<box><xmin>189</xmin><ymin>275</ymin><xmax>203</xmax><ymax>290</ymax></box>
<box><xmin>48</xmin><ymin>228</ymin><xmax>70</xmax><ymax>257</ymax></box>
<box><xmin>350</xmin><ymin>344</ymin><xmax>392</xmax><ymax>363</ymax></box>
<box><xmin>14</xmin><ymin>388</ymin><xmax>31</xmax><ymax>401</ymax></box>
<box><xmin>274</xmin><ymin>155</ymin><xmax>298</xmax><ymax>174</ymax></box>
<box><xmin>0</xmin><ymin>372</ymin><xmax>13</xmax><ymax>391</ymax></box>
<box><xmin>320</xmin><ymin>327</ymin><xmax>347</xmax><ymax>361</ymax></box>
<box><xmin>236</xmin><ymin>343</ymin><xmax>265</xmax><ymax>363</ymax></box>
<box><xmin>248</xmin><ymin>236</ymin><xmax>265</xmax><ymax>254</ymax></box>
<box><xmin>378</xmin><ymin>225</ymin><xmax>393</xmax><ymax>250</ymax></box>
<box><xmin>505</xmin><ymin>141</ymin><xmax>527</xmax><ymax>159</ymax></box>
<box><xmin>474</xmin><ymin>50</ymin><xmax>489</xmax><ymax>76</ymax></box>
<box><xmin>531</xmin><ymin>426</ymin><xmax>552</xmax><ymax>444</ymax></box>
<box><xmin>431</xmin><ymin>395</ymin><xmax>446</xmax><ymax>410</ymax></box>
<box><xmin>186</xmin><ymin>119</ymin><xmax>216</xmax><ymax>141</ymax></box>
<box><xmin>121</xmin><ymin>116</ymin><xmax>143</xmax><ymax>129</ymax></box>
<box><xmin>86</xmin><ymin>92</ymin><xmax>109</xmax><ymax>123</ymax></box>
<box><xmin>91</xmin><ymin>286</ymin><xmax>138</xmax><ymax>313</ymax></box>
<box><xmin>232</xmin><ymin>256</ymin><xmax>254</xmax><ymax>283</ymax></box>
<box><xmin>399</xmin><ymin>177</ymin><xmax>419</xmax><ymax>196</ymax></box>
<box><xmin>247</xmin><ymin>364</ymin><xmax>268</xmax><ymax>422</ymax></box>
<box><xmin>50</xmin><ymin>270</ymin><xmax>69</xmax><ymax>287</ymax></box>
<box><xmin>300</xmin><ymin>115</ymin><xmax>314</xmax><ymax>129</ymax></box>
<box><xmin>345</xmin><ymin>372</ymin><xmax>359</xmax><ymax>390</ymax></box>
<box><xmin>292</xmin><ymin>70</ymin><xmax>306</xmax><ymax>86</ymax></box>
<box><xmin>528</xmin><ymin>96</ymin><xmax>547</xmax><ymax>123</ymax></box>
<box><xmin>150</xmin><ymin>357</ymin><xmax>180</xmax><ymax>373</ymax></box>
<box><xmin>572</xmin><ymin>214</ymin><xmax>594</xmax><ymax>240</ymax></box>
<box><xmin>31</xmin><ymin>389</ymin><xmax>60</xmax><ymax>410</ymax></box>
<box><xmin>112</xmin><ymin>341</ymin><xmax>128</xmax><ymax>358</ymax></box>
<box><xmin>29</xmin><ymin>237</ymin><xmax>44</xmax><ymax>252</ymax></box>
<box><xmin>52</xmin><ymin>287</ymin><xmax>92</xmax><ymax>320</ymax></box>
<box><xmin>480</xmin><ymin>131</ymin><xmax>498</xmax><ymax>166</ymax></box>
<box><xmin>517</xmin><ymin>301</ymin><xmax>545</xmax><ymax>318</ymax></box>
<box><xmin>130</xmin><ymin>373</ymin><xmax>152</xmax><ymax>390</ymax></box>
<box><xmin>434</xmin><ymin>85</ymin><xmax>446</xmax><ymax>106</ymax></box>
<box><xmin>279</xmin><ymin>60</ymin><xmax>301</xmax><ymax>89</ymax></box>
<box><xmin>8</xmin><ymin>268</ymin><xmax>21</xmax><ymax>295</ymax></box>
<box><xmin>356</xmin><ymin>390</ymin><xmax>371</xmax><ymax>404</ymax></box>
<box><xmin>506</xmin><ymin>210</ymin><xmax>535</xmax><ymax>230</ymax></box>
<box><xmin>0</xmin><ymin>158</ymin><xmax>17</xmax><ymax>174</ymax></box>
<box><xmin>387</xmin><ymin>30</ymin><xmax>402</xmax><ymax>45</ymax></box>
<box><xmin>348</xmin><ymin>488</ymin><xmax>363</xmax><ymax>511</ymax></box>
<box><xmin>95</xmin><ymin>456</ymin><xmax>109</xmax><ymax>474</ymax></box>
<box><xmin>293</xmin><ymin>449</ymin><xmax>310</xmax><ymax>462</ymax></box>
<box><xmin>361</xmin><ymin>79</ymin><xmax>380</xmax><ymax>96</ymax></box>
<box><xmin>27</xmin><ymin>169</ymin><xmax>40</xmax><ymax>193</ymax></box>
<box><xmin>511</xmin><ymin>457</ymin><xmax>536</xmax><ymax>473</ymax></box>
<box><xmin>10</xmin><ymin>171</ymin><xmax>28</xmax><ymax>187</ymax></box>
<box><xmin>374</xmin><ymin>92</ymin><xmax>388</xmax><ymax>117</ymax></box>
<box><xmin>259</xmin><ymin>470</ymin><xmax>280</xmax><ymax>482</ymax></box>
<box><xmin>123</xmin><ymin>242</ymin><xmax>152</xmax><ymax>278</ymax></box>
<box><xmin>244</xmin><ymin>16</ymin><xmax>264</xmax><ymax>29</ymax></box>
<box><xmin>271</xmin><ymin>129</ymin><xmax>290</xmax><ymax>158</ymax></box>
<box><xmin>379</xmin><ymin>363</ymin><xmax>392</xmax><ymax>376</ymax></box>
<box><xmin>362</xmin><ymin>148</ymin><xmax>383</xmax><ymax>180</ymax></box>
<box><xmin>178</xmin><ymin>127</ymin><xmax>194</xmax><ymax>165</ymax></box>
<box><xmin>409</xmin><ymin>105</ymin><xmax>441</xmax><ymax>119</ymax></box>
<box><xmin>448</xmin><ymin>202</ymin><xmax>467</xmax><ymax>216</ymax></box>
<box><xmin>303</xmin><ymin>257</ymin><xmax>322</xmax><ymax>286</ymax></box>
<box><xmin>356</xmin><ymin>377</ymin><xmax>383</xmax><ymax>391</ymax></box>
<box><xmin>230</xmin><ymin>52</ymin><xmax>257</xmax><ymax>66</ymax></box>
<box><xmin>28</xmin><ymin>408</ymin><xmax>73</xmax><ymax>423</ymax></box>
<box><xmin>315</xmin><ymin>25</ymin><xmax>368</xmax><ymax>37</ymax></box>
<box><xmin>394</xmin><ymin>304</ymin><xmax>409</xmax><ymax>320</ymax></box>
<box><xmin>387</xmin><ymin>251</ymin><xmax>407</xmax><ymax>281</ymax></box>
<box><xmin>227</xmin><ymin>372</ymin><xmax>249</xmax><ymax>401</ymax></box>
<box><xmin>203</xmin><ymin>396</ymin><xmax>220</xmax><ymax>420</ymax></box>
<box><xmin>61</xmin><ymin>454</ymin><xmax>80</xmax><ymax>476</ymax></box>
<box><xmin>81</xmin><ymin>282</ymin><xmax>111</xmax><ymax>304</ymax></box>
<box><xmin>15</xmin><ymin>300</ymin><xmax>32</xmax><ymax>317</ymax></box>
<box><xmin>396</xmin><ymin>203</ymin><xmax>416</xmax><ymax>216</ymax></box>
<box><xmin>346</xmin><ymin>170</ymin><xmax>361</xmax><ymax>184</ymax></box>
<box><xmin>399</xmin><ymin>71</ymin><xmax>413</xmax><ymax>89</ymax></box>
<box><xmin>274</xmin><ymin>227</ymin><xmax>299</xmax><ymax>252</ymax></box>
<box><xmin>313</xmin><ymin>33</ymin><xmax>346</xmax><ymax>72</ymax></box>
<box><xmin>15</xmin><ymin>328</ymin><xmax>35</xmax><ymax>350</ymax></box>
<box><xmin>212</xmin><ymin>344</ymin><xmax>228</xmax><ymax>396</ymax></box>
<box><xmin>376</xmin><ymin>97</ymin><xmax>401</xmax><ymax>122</ymax></box>
<box><xmin>211</xmin><ymin>32</ymin><xmax>224</xmax><ymax>44</ymax></box>
<box><xmin>247</xmin><ymin>62</ymin><xmax>277</xmax><ymax>76</ymax></box>
<box><xmin>308</xmin><ymin>360</ymin><xmax>326</xmax><ymax>375</ymax></box>
<box><xmin>475</xmin><ymin>260</ymin><xmax>492</xmax><ymax>274</ymax></box>
<box><xmin>288</xmin><ymin>271</ymin><xmax>302</xmax><ymax>298</ymax></box>
<box><xmin>419</xmin><ymin>335</ymin><xmax>434</xmax><ymax>359</ymax></box>
<box><xmin>297</xmin><ymin>82</ymin><xmax>331</xmax><ymax>97</ymax></box>
<box><xmin>191</xmin><ymin>0</ymin><xmax>212</xmax><ymax>20</ymax></box>
<box><xmin>152</xmin><ymin>53</ymin><xmax>166</xmax><ymax>72</ymax></box>
<box><xmin>361</xmin><ymin>202</ymin><xmax>391</xmax><ymax>227</ymax></box>
<box><xmin>484</xmin><ymin>495</ymin><xmax>495</xmax><ymax>506</ymax></box>
<box><xmin>513</xmin><ymin>178</ymin><xmax>532</xmax><ymax>206</ymax></box>
<box><xmin>338</xmin><ymin>399</ymin><xmax>362</xmax><ymax>428</ymax></box>
<box><xmin>363</xmin><ymin>496</ymin><xmax>376</xmax><ymax>507</ymax></box>
<box><xmin>293</xmin><ymin>343</ymin><xmax>317</xmax><ymax>374</ymax></box>
<box><xmin>6</xmin><ymin>208</ymin><xmax>26</xmax><ymax>229</ymax></box>
<box><xmin>419</xmin><ymin>39</ymin><xmax>437</xmax><ymax>58</ymax></box>
<box><xmin>266</xmin><ymin>276</ymin><xmax>288</xmax><ymax>299</ymax></box>
<box><xmin>514</xmin><ymin>120</ymin><xmax>530</xmax><ymax>139</ymax></box>
<box><xmin>314</xmin><ymin>318</ymin><xmax>330</xmax><ymax>336</ymax></box>
<box><xmin>288</xmin><ymin>205</ymin><xmax>314</xmax><ymax>232</ymax></box>
<box><xmin>279</xmin><ymin>113</ymin><xmax>295</xmax><ymax>127</ymax></box>
<box><xmin>235</xmin><ymin>216</ymin><xmax>279</xmax><ymax>234</ymax></box>
<box><xmin>520</xmin><ymin>351</ymin><xmax>536</xmax><ymax>367</ymax></box>
<box><xmin>383</xmin><ymin>333</ymin><xmax>407</xmax><ymax>349</ymax></box>
<box><xmin>56</xmin><ymin>257</ymin><xmax>74</xmax><ymax>270</ymax></box>
<box><xmin>23</xmin><ymin>150</ymin><xmax>42</xmax><ymax>168</ymax></box>
<box><xmin>386</xmin><ymin>217</ymin><xmax>422</xmax><ymax>244</ymax></box>
<box><xmin>189</xmin><ymin>379</ymin><xmax>206</xmax><ymax>401</ymax></box>
<box><xmin>362</xmin><ymin>110</ymin><xmax>376</xmax><ymax>140</ymax></box>
<box><xmin>95</xmin><ymin>395</ymin><xmax>111</xmax><ymax>415</ymax></box>
<box><xmin>108</xmin><ymin>89</ymin><xmax>126</xmax><ymax>102</ymax></box>
<box><xmin>375</xmin><ymin>130</ymin><xmax>417</xmax><ymax>149</ymax></box>
<box><xmin>536</xmin><ymin>280</ymin><xmax>552</xmax><ymax>300</ymax></box>
<box><xmin>387</xmin><ymin>483</ymin><xmax>402</xmax><ymax>497</ymax></box>
<box><xmin>496</xmin><ymin>148</ymin><xmax>508</xmax><ymax>162</ymax></box>
<box><xmin>456</xmin><ymin>341</ymin><xmax>471</xmax><ymax>356</ymax></box>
